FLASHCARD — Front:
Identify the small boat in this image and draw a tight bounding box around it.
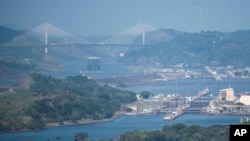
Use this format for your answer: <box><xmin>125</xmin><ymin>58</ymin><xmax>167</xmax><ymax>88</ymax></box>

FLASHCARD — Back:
<box><xmin>163</xmin><ymin>115</ymin><xmax>172</xmax><ymax>120</ymax></box>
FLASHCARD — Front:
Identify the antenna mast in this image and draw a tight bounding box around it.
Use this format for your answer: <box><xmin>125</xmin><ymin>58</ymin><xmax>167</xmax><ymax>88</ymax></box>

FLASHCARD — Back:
<box><xmin>45</xmin><ymin>22</ymin><xmax>48</xmax><ymax>45</ymax></box>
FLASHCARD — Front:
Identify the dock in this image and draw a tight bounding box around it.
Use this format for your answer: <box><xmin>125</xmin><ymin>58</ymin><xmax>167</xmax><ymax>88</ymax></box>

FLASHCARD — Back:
<box><xmin>163</xmin><ymin>88</ymin><xmax>211</xmax><ymax>121</ymax></box>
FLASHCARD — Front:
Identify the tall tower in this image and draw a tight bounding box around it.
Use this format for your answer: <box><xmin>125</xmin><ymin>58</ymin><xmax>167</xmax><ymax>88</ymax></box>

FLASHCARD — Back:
<box><xmin>45</xmin><ymin>22</ymin><xmax>48</xmax><ymax>45</ymax></box>
<box><xmin>44</xmin><ymin>22</ymin><xmax>48</xmax><ymax>54</ymax></box>
<box><xmin>142</xmin><ymin>21</ymin><xmax>145</xmax><ymax>44</ymax></box>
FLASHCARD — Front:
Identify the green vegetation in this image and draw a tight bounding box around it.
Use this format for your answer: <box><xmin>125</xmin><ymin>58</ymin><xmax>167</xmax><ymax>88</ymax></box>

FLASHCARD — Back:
<box><xmin>120</xmin><ymin>30</ymin><xmax>250</xmax><ymax>67</ymax></box>
<box><xmin>20</xmin><ymin>124</ymin><xmax>230</xmax><ymax>141</ymax></box>
<box><xmin>0</xmin><ymin>60</ymin><xmax>32</xmax><ymax>80</ymax></box>
<box><xmin>116</xmin><ymin>119</ymin><xmax>248</xmax><ymax>141</ymax></box>
<box><xmin>0</xmin><ymin>46</ymin><xmax>62</xmax><ymax>71</ymax></box>
<box><xmin>0</xmin><ymin>60</ymin><xmax>31</xmax><ymax>71</ymax></box>
<box><xmin>119</xmin><ymin>123</ymin><xmax>229</xmax><ymax>141</ymax></box>
<box><xmin>140</xmin><ymin>91</ymin><xmax>153</xmax><ymax>99</ymax></box>
<box><xmin>74</xmin><ymin>132</ymin><xmax>89</xmax><ymax>141</ymax></box>
<box><xmin>0</xmin><ymin>73</ymin><xmax>136</xmax><ymax>132</ymax></box>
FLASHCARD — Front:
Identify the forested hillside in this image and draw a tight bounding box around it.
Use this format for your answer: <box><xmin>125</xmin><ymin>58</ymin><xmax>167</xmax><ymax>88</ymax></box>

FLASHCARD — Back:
<box><xmin>0</xmin><ymin>26</ymin><xmax>25</xmax><ymax>44</ymax></box>
<box><xmin>121</xmin><ymin>30</ymin><xmax>250</xmax><ymax>67</ymax></box>
<box><xmin>0</xmin><ymin>73</ymin><xmax>136</xmax><ymax>132</ymax></box>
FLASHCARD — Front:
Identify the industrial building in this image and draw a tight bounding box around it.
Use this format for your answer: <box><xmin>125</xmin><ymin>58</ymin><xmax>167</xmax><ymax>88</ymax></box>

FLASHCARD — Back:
<box><xmin>239</xmin><ymin>93</ymin><xmax>250</xmax><ymax>105</ymax></box>
<box><xmin>218</xmin><ymin>87</ymin><xmax>234</xmax><ymax>101</ymax></box>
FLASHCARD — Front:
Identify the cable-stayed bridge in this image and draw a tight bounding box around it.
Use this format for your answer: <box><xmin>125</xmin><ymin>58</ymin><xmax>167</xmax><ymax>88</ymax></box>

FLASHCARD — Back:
<box><xmin>1</xmin><ymin>22</ymin><xmax>156</xmax><ymax>47</ymax></box>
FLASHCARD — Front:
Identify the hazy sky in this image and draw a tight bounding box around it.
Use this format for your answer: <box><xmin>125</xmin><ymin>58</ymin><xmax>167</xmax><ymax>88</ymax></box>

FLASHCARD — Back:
<box><xmin>1</xmin><ymin>0</ymin><xmax>250</xmax><ymax>35</ymax></box>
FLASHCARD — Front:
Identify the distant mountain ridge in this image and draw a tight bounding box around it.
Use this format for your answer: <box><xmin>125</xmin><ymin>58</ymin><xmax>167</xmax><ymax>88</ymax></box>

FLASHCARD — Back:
<box><xmin>2</xmin><ymin>23</ymin><xmax>89</xmax><ymax>45</ymax></box>
<box><xmin>1</xmin><ymin>22</ymin><xmax>161</xmax><ymax>45</ymax></box>
<box><xmin>1</xmin><ymin>22</ymin><xmax>184</xmax><ymax>45</ymax></box>
<box><xmin>133</xmin><ymin>28</ymin><xmax>184</xmax><ymax>44</ymax></box>
<box><xmin>119</xmin><ymin>30</ymin><xmax>250</xmax><ymax>67</ymax></box>
<box><xmin>3</xmin><ymin>23</ymin><xmax>25</xmax><ymax>31</ymax></box>
<box><xmin>100</xmin><ymin>22</ymin><xmax>156</xmax><ymax>44</ymax></box>
<box><xmin>0</xmin><ymin>26</ymin><xmax>25</xmax><ymax>44</ymax></box>
<box><xmin>2</xmin><ymin>22</ymin><xmax>250</xmax><ymax>69</ymax></box>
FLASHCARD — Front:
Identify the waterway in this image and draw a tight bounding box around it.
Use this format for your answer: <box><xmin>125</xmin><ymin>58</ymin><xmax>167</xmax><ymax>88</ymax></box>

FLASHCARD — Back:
<box><xmin>0</xmin><ymin>60</ymin><xmax>250</xmax><ymax>141</ymax></box>
<box><xmin>0</xmin><ymin>114</ymin><xmax>246</xmax><ymax>141</ymax></box>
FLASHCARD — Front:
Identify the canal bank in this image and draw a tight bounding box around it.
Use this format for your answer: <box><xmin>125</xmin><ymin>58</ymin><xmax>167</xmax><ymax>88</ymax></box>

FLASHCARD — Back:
<box><xmin>0</xmin><ymin>113</ymin><xmax>246</xmax><ymax>141</ymax></box>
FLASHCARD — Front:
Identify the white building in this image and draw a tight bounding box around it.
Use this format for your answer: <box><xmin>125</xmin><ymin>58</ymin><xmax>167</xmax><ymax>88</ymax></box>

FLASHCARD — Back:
<box><xmin>218</xmin><ymin>87</ymin><xmax>234</xmax><ymax>101</ymax></box>
<box><xmin>239</xmin><ymin>95</ymin><xmax>250</xmax><ymax>105</ymax></box>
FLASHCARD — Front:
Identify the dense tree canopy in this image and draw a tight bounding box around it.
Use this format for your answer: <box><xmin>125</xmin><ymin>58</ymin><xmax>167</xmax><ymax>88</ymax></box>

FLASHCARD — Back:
<box><xmin>0</xmin><ymin>73</ymin><xmax>136</xmax><ymax>132</ymax></box>
<box><xmin>119</xmin><ymin>123</ymin><xmax>229</xmax><ymax>141</ymax></box>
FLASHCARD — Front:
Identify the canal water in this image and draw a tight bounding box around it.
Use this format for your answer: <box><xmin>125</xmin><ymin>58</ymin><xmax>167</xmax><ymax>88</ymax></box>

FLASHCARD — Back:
<box><xmin>1</xmin><ymin>59</ymin><xmax>250</xmax><ymax>141</ymax></box>
<box><xmin>0</xmin><ymin>114</ymin><xmax>246</xmax><ymax>141</ymax></box>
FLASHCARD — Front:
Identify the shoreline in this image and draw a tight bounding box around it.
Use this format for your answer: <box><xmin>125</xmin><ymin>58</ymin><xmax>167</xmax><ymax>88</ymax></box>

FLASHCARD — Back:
<box><xmin>95</xmin><ymin>73</ymin><xmax>187</xmax><ymax>86</ymax></box>
<box><xmin>1</xmin><ymin>77</ymin><xmax>250</xmax><ymax>134</ymax></box>
<box><xmin>47</xmin><ymin>111</ymin><xmax>123</xmax><ymax>128</ymax></box>
<box><xmin>0</xmin><ymin>113</ymin><xmax>123</xmax><ymax>134</ymax></box>
<box><xmin>46</xmin><ymin>117</ymin><xmax>118</xmax><ymax>128</ymax></box>
<box><xmin>46</xmin><ymin>111</ymin><xmax>250</xmax><ymax>128</ymax></box>
<box><xmin>1</xmin><ymin>110</ymin><xmax>248</xmax><ymax>134</ymax></box>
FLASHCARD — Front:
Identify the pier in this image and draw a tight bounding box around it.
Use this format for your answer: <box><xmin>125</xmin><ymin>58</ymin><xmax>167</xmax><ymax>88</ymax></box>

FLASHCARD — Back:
<box><xmin>163</xmin><ymin>88</ymin><xmax>211</xmax><ymax>120</ymax></box>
